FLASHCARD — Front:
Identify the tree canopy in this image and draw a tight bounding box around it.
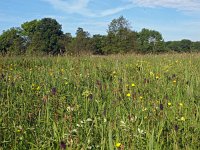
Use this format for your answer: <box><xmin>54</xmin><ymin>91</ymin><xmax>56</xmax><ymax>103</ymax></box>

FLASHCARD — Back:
<box><xmin>0</xmin><ymin>16</ymin><xmax>199</xmax><ymax>56</ymax></box>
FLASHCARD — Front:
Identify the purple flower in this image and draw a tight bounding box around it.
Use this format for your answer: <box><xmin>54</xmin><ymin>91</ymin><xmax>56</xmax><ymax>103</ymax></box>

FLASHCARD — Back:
<box><xmin>160</xmin><ymin>104</ymin><xmax>164</xmax><ymax>110</ymax></box>
<box><xmin>60</xmin><ymin>141</ymin><xmax>66</xmax><ymax>149</ymax></box>
<box><xmin>174</xmin><ymin>125</ymin><xmax>179</xmax><ymax>132</ymax></box>
<box><xmin>51</xmin><ymin>87</ymin><xmax>57</xmax><ymax>95</ymax></box>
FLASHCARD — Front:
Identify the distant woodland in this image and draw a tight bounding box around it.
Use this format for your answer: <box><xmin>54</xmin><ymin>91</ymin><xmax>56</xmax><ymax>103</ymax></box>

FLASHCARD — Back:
<box><xmin>0</xmin><ymin>16</ymin><xmax>200</xmax><ymax>56</ymax></box>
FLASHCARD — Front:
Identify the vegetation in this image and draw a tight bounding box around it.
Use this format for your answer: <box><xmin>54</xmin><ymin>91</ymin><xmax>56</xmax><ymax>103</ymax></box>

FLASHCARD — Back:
<box><xmin>1</xmin><ymin>16</ymin><xmax>199</xmax><ymax>56</ymax></box>
<box><xmin>0</xmin><ymin>54</ymin><xmax>200</xmax><ymax>149</ymax></box>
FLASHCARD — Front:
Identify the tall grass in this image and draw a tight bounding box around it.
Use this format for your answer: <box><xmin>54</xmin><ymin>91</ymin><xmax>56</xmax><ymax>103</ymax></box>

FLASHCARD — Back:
<box><xmin>0</xmin><ymin>54</ymin><xmax>200</xmax><ymax>149</ymax></box>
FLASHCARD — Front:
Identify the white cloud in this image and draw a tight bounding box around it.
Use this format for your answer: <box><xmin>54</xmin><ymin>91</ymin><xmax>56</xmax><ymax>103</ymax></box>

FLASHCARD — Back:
<box><xmin>43</xmin><ymin>0</ymin><xmax>95</xmax><ymax>16</ymax></box>
<box><xmin>131</xmin><ymin>0</ymin><xmax>200</xmax><ymax>11</ymax></box>
<box><xmin>99</xmin><ymin>5</ymin><xmax>133</xmax><ymax>17</ymax></box>
<box><xmin>42</xmin><ymin>0</ymin><xmax>133</xmax><ymax>17</ymax></box>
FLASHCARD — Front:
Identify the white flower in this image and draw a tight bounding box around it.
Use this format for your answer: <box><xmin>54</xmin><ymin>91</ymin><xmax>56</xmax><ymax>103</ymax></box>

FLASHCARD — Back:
<box><xmin>120</xmin><ymin>120</ymin><xmax>126</xmax><ymax>127</ymax></box>
<box><xmin>138</xmin><ymin>128</ymin><xmax>145</xmax><ymax>134</ymax></box>
<box><xmin>86</xmin><ymin>118</ymin><xmax>93</xmax><ymax>122</ymax></box>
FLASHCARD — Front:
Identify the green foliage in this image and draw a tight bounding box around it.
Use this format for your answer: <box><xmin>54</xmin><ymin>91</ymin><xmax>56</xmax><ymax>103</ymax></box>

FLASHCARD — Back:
<box><xmin>192</xmin><ymin>42</ymin><xmax>200</xmax><ymax>52</ymax></box>
<box><xmin>21</xmin><ymin>18</ymin><xmax>63</xmax><ymax>55</ymax></box>
<box><xmin>166</xmin><ymin>39</ymin><xmax>193</xmax><ymax>52</ymax></box>
<box><xmin>58</xmin><ymin>33</ymin><xmax>73</xmax><ymax>54</ymax></box>
<box><xmin>91</xmin><ymin>34</ymin><xmax>107</xmax><ymax>55</ymax></box>
<box><xmin>137</xmin><ymin>28</ymin><xmax>165</xmax><ymax>53</ymax></box>
<box><xmin>0</xmin><ymin>17</ymin><xmax>200</xmax><ymax>55</ymax></box>
<box><xmin>69</xmin><ymin>27</ymin><xmax>91</xmax><ymax>55</ymax></box>
<box><xmin>103</xmin><ymin>16</ymin><xmax>136</xmax><ymax>54</ymax></box>
<box><xmin>0</xmin><ymin>28</ymin><xmax>25</xmax><ymax>55</ymax></box>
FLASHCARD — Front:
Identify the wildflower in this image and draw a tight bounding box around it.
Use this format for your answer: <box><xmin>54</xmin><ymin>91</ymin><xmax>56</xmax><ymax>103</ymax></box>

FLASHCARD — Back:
<box><xmin>179</xmin><ymin>103</ymin><xmax>183</xmax><ymax>107</ymax></box>
<box><xmin>174</xmin><ymin>125</ymin><xmax>179</xmax><ymax>132</ymax></box>
<box><xmin>16</xmin><ymin>125</ymin><xmax>23</xmax><ymax>133</ymax></box>
<box><xmin>131</xmin><ymin>83</ymin><xmax>135</xmax><ymax>87</ymax></box>
<box><xmin>156</xmin><ymin>75</ymin><xmax>159</xmax><ymax>79</ymax></box>
<box><xmin>76</xmin><ymin>124</ymin><xmax>81</xmax><ymax>127</ymax></box>
<box><xmin>51</xmin><ymin>87</ymin><xmax>57</xmax><ymax>95</ymax></box>
<box><xmin>140</xmin><ymin>96</ymin><xmax>143</xmax><ymax>100</ymax></box>
<box><xmin>86</xmin><ymin>118</ymin><xmax>93</xmax><ymax>122</ymax></box>
<box><xmin>115</xmin><ymin>143</ymin><xmax>121</xmax><ymax>148</ymax></box>
<box><xmin>180</xmin><ymin>117</ymin><xmax>185</xmax><ymax>121</ymax></box>
<box><xmin>138</xmin><ymin>128</ymin><xmax>145</xmax><ymax>134</ymax></box>
<box><xmin>60</xmin><ymin>141</ymin><xmax>66</xmax><ymax>149</ymax></box>
<box><xmin>150</xmin><ymin>72</ymin><xmax>154</xmax><ymax>76</ymax></box>
<box><xmin>173</xmin><ymin>80</ymin><xmax>176</xmax><ymax>83</ymax></box>
<box><xmin>126</xmin><ymin>93</ymin><xmax>131</xmax><ymax>97</ymax></box>
<box><xmin>36</xmin><ymin>86</ymin><xmax>40</xmax><ymax>91</ymax></box>
<box><xmin>16</xmin><ymin>129</ymin><xmax>21</xmax><ymax>133</ymax></box>
<box><xmin>168</xmin><ymin>102</ymin><xmax>172</xmax><ymax>106</ymax></box>
<box><xmin>142</xmin><ymin>107</ymin><xmax>147</xmax><ymax>111</ymax></box>
<box><xmin>67</xmin><ymin>106</ymin><xmax>74</xmax><ymax>112</ymax></box>
<box><xmin>87</xmin><ymin>93</ymin><xmax>93</xmax><ymax>100</ymax></box>
<box><xmin>159</xmin><ymin>104</ymin><xmax>164</xmax><ymax>110</ymax></box>
<box><xmin>120</xmin><ymin>121</ymin><xmax>126</xmax><ymax>127</ymax></box>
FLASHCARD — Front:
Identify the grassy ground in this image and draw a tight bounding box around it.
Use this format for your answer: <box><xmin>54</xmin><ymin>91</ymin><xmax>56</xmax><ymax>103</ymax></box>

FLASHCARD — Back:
<box><xmin>0</xmin><ymin>54</ymin><xmax>200</xmax><ymax>149</ymax></box>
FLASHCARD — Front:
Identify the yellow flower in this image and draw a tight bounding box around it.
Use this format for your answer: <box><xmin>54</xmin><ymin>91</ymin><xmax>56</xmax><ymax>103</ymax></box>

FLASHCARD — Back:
<box><xmin>36</xmin><ymin>86</ymin><xmax>40</xmax><ymax>91</ymax></box>
<box><xmin>115</xmin><ymin>143</ymin><xmax>121</xmax><ymax>148</ymax></box>
<box><xmin>150</xmin><ymin>72</ymin><xmax>154</xmax><ymax>76</ymax></box>
<box><xmin>140</xmin><ymin>96</ymin><xmax>143</xmax><ymax>99</ymax></box>
<box><xmin>127</xmin><ymin>93</ymin><xmax>131</xmax><ymax>97</ymax></box>
<box><xmin>173</xmin><ymin>80</ymin><xmax>176</xmax><ymax>83</ymax></box>
<box><xmin>179</xmin><ymin>103</ymin><xmax>183</xmax><ymax>107</ymax></box>
<box><xmin>131</xmin><ymin>83</ymin><xmax>135</xmax><ymax>87</ymax></box>
<box><xmin>156</xmin><ymin>75</ymin><xmax>159</xmax><ymax>79</ymax></box>
<box><xmin>180</xmin><ymin>117</ymin><xmax>185</xmax><ymax>121</ymax></box>
<box><xmin>168</xmin><ymin>102</ymin><xmax>172</xmax><ymax>106</ymax></box>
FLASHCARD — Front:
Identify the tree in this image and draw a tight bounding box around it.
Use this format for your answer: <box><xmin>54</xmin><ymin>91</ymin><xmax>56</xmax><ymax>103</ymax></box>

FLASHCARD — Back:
<box><xmin>180</xmin><ymin>39</ymin><xmax>192</xmax><ymax>52</ymax></box>
<box><xmin>21</xmin><ymin>18</ymin><xmax>63</xmax><ymax>55</ymax></box>
<box><xmin>137</xmin><ymin>28</ymin><xmax>165</xmax><ymax>53</ymax></box>
<box><xmin>0</xmin><ymin>28</ymin><xmax>25</xmax><ymax>55</ymax></box>
<box><xmin>108</xmin><ymin>16</ymin><xmax>131</xmax><ymax>35</ymax></box>
<box><xmin>91</xmin><ymin>34</ymin><xmax>106</xmax><ymax>54</ymax></box>
<box><xmin>192</xmin><ymin>42</ymin><xmax>200</xmax><ymax>52</ymax></box>
<box><xmin>165</xmin><ymin>40</ymin><xmax>192</xmax><ymax>52</ymax></box>
<box><xmin>70</xmin><ymin>27</ymin><xmax>90</xmax><ymax>54</ymax></box>
<box><xmin>103</xmin><ymin>16</ymin><xmax>136</xmax><ymax>54</ymax></box>
<box><xmin>58</xmin><ymin>33</ymin><xmax>73</xmax><ymax>54</ymax></box>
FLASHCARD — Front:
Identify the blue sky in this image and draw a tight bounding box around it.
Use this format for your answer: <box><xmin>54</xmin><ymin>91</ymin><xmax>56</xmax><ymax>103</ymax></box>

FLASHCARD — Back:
<box><xmin>1</xmin><ymin>0</ymin><xmax>200</xmax><ymax>41</ymax></box>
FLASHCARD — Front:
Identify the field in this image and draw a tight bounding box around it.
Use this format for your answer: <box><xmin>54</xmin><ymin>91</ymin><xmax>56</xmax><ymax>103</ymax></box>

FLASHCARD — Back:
<box><xmin>0</xmin><ymin>54</ymin><xmax>200</xmax><ymax>150</ymax></box>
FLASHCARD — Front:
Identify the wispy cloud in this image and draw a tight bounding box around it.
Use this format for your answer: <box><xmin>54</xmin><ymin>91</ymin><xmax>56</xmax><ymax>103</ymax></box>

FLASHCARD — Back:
<box><xmin>99</xmin><ymin>4</ymin><xmax>133</xmax><ymax>17</ymax></box>
<box><xmin>43</xmin><ymin>0</ymin><xmax>94</xmax><ymax>17</ymax></box>
<box><xmin>42</xmin><ymin>0</ymin><xmax>133</xmax><ymax>17</ymax></box>
<box><xmin>130</xmin><ymin>0</ymin><xmax>200</xmax><ymax>12</ymax></box>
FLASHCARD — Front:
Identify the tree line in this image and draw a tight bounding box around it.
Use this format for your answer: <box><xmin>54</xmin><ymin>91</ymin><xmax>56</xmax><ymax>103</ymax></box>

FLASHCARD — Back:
<box><xmin>0</xmin><ymin>16</ymin><xmax>200</xmax><ymax>56</ymax></box>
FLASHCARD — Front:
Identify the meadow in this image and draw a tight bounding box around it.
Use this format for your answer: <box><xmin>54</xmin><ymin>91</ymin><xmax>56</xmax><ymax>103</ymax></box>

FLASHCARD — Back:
<box><xmin>0</xmin><ymin>54</ymin><xmax>200</xmax><ymax>150</ymax></box>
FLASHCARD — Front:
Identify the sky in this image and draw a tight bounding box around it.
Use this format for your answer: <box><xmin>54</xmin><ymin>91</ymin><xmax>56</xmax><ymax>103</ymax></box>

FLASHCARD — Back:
<box><xmin>0</xmin><ymin>0</ymin><xmax>200</xmax><ymax>41</ymax></box>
